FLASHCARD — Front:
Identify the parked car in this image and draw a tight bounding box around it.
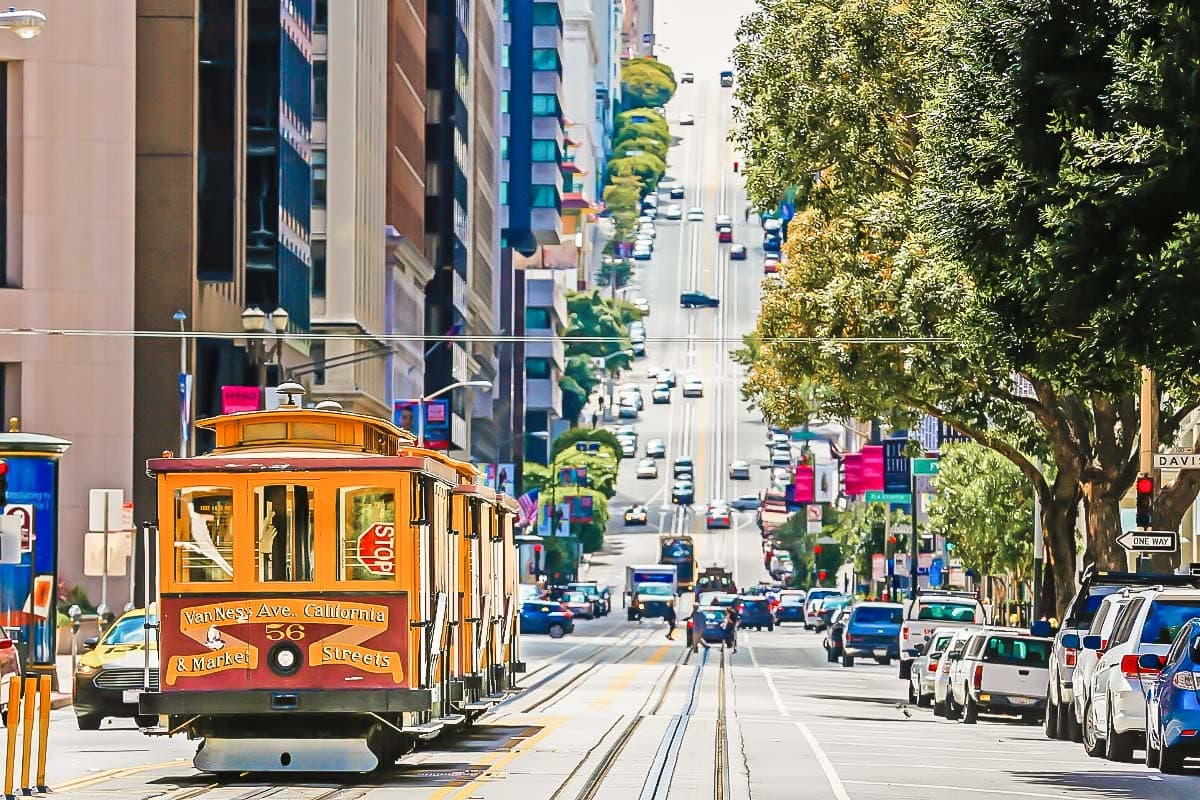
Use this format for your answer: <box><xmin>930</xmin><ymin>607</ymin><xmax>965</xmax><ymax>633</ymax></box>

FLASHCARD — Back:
<box><xmin>824</xmin><ymin>607</ymin><xmax>852</xmax><ymax>662</ymax></box>
<box><xmin>618</xmin><ymin>399</ymin><xmax>639</xmax><ymax>419</ymax></box>
<box><xmin>804</xmin><ymin>588</ymin><xmax>843</xmax><ymax>630</ymax></box>
<box><xmin>680</xmin><ymin>71</ymin><xmax>695</xmax><ymax>83</ymax></box>
<box><xmin>520</xmin><ymin>601</ymin><xmax>574</xmax><ymax>639</ymax></box>
<box><xmin>72</xmin><ymin>606</ymin><xmax>159</xmax><ymax>730</ymax></box>
<box><xmin>730</xmin><ymin>494</ymin><xmax>760</xmax><ymax>511</ymax></box>
<box><xmin>769</xmin><ymin>446</ymin><xmax>792</xmax><ymax>467</ymax></box>
<box><xmin>636</xmin><ymin>458</ymin><xmax>659</xmax><ymax>479</ymax></box>
<box><xmin>679</xmin><ymin>112</ymin><xmax>695</xmax><ymax>125</ymax></box>
<box><xmin>933</xmin><ymin>627</ymin><xmax>982</xmax><ymax>717</ymax></box>
<box><xmin>655</xmin><ymin>368</ymin><xmax>678</xmax><ymax>387</ymax></box>
<box><xmin>633</xmin><ymin>297</ymin><xmax>651</xmax><ymax>314</ymax></box>
<box><xmin>763</xmin><ymin>257</ymin><xmax>780</xmax><ymax>274</ymax></box>
<box><xmin>624</xmin><ymin>504</ymin><xmax>648</xmax><ymax>525</ymax></box>
<box><xmin>680</xmin><ymin>290</ymin><xmax>720</xmax><ymax>308</ymax></box>
<box><xmin>682</xmin><ymin>376</ymin><xmax>704</xmax><ymax>397</ymax></box>
<box><xmin>663</xmin><ymin>204</ymin><xmax>683</xmax><ymax>220</ymax></box>
<box><xmin>714</xmin><ymin>214</ymin><xmax>733</xmax><ymax>230</ymax></box>
<box><xmin>646</xmin><ymin>438</ymin><xmax>667</xmax><ymax>458</ymax></box>
<box><xmin>670</xmin><ymin>185</ymin><xmax>686</xmax><ymax>199</ymax></box>
<box><xmin>737</xmin><ymin>597</ymin><xmax>775</xmax><ymax>631</ymax></box>
<box><xmin>1046</xmin><ymin>569</ymin><xmax>1200</xmax><ymax>742</ymax></box>
<box><xmin>1145</xmin><ymin>619</ymin><xmax>1200</xmax><ymax>773</ymax></box>
<box><xmin>730</xmin><ymin>244</ymin><xmax>748</xmax><ymax>261</ymax></box>
<box><xmin>718</xmin><ymin>226</ymin><xmax>733</xmax><ymax>243</ymax></box>
<box><xmin>817</xmin><ymin>596</ymin><xmax>852</xmax><ymax>631</ymax></box>
<box><xmin>898</xmin><ymin>589</ymin><xmax>986</xmax><ymax>680</ymax></box>
<box><xmin>841</xmin><ymin>603</ymin><xmax>903</xmax><ymax>667</ymax></box>
<box><xmin>908</xmin><ymin>627</ymin><xmax>958</xmax><ymax>708</ymax></box>
<box><xmin>651</xmin><ymin>384</ymin><xmax>671</xmax><ymax>404</ymax></box>
<box><xmin>947</xmin><ymin>630</ymin><xmax>1051</xmax><ymax>723</ymax></box>
<box><xmin>1066</xmin><ymin>591</ymin><xmax>1137</xmax><ymax>745</ymax></box>
<box><xmin>1085</xmin><ymin>586</ymin><xmax>1200</xmax><ymax>761</ymax></box>
<box><xmin>619</xmin><ymin>438</ymin><xmax>637</xmax><ymax>458</ymax></box>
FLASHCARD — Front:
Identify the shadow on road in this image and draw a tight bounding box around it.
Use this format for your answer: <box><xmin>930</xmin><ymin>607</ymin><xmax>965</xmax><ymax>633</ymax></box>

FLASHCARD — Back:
<box><xmin>1010</xmin><ymin>768</ymin><xmax>1200</xmax><ymax>799</ymax></box>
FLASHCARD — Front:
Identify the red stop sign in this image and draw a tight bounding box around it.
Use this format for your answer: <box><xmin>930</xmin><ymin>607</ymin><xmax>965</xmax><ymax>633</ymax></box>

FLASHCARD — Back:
<box><xmin>356</xmin><ymin>522</ymin><xmax>396</xmax><ymax>575</ymax></box>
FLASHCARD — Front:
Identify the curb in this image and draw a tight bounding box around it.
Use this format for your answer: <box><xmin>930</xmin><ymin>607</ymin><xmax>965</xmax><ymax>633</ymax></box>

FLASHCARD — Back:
<box><xmin>50</xmin><ymin>693</ymin><xmax>72</xmax><ymax>710</ymax></box>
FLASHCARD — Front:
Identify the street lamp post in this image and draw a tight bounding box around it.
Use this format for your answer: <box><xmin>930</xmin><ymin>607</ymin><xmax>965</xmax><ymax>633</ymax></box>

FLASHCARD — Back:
<box><xmin>411</xmin><ymin>380</ymin><xmax>493</xmax><ymax>448</ymax></box>
<box><xmin>174</xmin><ymin>310</ymin><xmax>189</xmax><ymax>457</ymax></box>
<box><xmin>241</xmin><ymin>305</ymin><xmax>290</xmax><ymax>389</ymax></box>
<box><xmin>0</xmin><ymin>7</ymin><xmax>46</xmax><ymax>39</ymax></box>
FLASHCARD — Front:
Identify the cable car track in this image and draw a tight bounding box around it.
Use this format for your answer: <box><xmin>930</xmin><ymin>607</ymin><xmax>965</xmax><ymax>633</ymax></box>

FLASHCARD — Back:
<box><xmin>519</xmin><ymin>626</ymin><xmax>658</xmax><ymax>714</ymax></box>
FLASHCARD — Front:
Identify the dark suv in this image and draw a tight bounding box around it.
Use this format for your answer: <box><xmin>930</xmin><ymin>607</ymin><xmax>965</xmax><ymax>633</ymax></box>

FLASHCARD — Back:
<box><xmin>680</xmin><ymin>291</ymin><xmax>720</xmax><ymax>308</ymax></box>
<box><xmin>737</xmin><ymin>597</ymin><xmax>775</xmax><ymax>631</ymax></box>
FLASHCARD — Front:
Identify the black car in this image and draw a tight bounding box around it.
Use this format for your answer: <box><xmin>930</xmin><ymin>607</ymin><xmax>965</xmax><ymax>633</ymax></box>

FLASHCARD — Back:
<box><xmin>763</xmin><ymin>234</ymin><xmax>781</xmax><ymax>255</ymax></box>
<box><xmin>730</xmin><ymin>244</ymin><xmax>748</xmax><ymax>260</ymax></box>
<box><xmin>672</xmin><ymin>456</ymin><xmax>695</xmax><ymax>478</ymax></box>
<box><xmin>680</xmin><ymin>290</ymin><xmax>720</xmax><ymax>308</ymax></box>
<box><xmin>670</xmin><ymin>186</ymin><xmax>685</xmax><ymax>199</ymax></box>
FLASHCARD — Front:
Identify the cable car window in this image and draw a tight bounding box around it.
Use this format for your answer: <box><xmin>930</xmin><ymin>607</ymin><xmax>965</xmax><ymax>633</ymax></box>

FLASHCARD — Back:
<box><xmin>338</xmin><ymin>487</ymin><xmax>396</xmax><ymax>581</ymax></box>
<box><xmin>174</xmin><ymin>487</ymin><xmax>235</xmax><ymax>582</ymax></box>
<box><xmin>255</xmin><ymin>484</ymin><xmax>315</xmax><ymax>582</ymax></box>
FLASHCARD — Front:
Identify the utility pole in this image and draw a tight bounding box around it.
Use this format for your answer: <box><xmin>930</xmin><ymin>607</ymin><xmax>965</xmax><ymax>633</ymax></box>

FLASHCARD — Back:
<box><xmin>1137</xmin><ymin>366</ymin><xmax>1158</xmax><ymax>573</ymax></box>
<box><xmin>1032</xmin><ymin>461</ymin><xmax>1043</xmax><ymax>620</ymax></box>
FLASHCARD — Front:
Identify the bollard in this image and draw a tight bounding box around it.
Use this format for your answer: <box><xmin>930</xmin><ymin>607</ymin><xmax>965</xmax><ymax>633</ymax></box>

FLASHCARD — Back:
<box><xmin>33</xmin><ymin>676</ymin><xmax>49</xmax><ymax>793</ymax></box>
<box><xmin>3</xmin><ymin>678</ymin><xmax>19</xmax><ymax>800</ymax></box>
<box><xmin>18</xmin><ymin>678</ymin><xmax>33</xmax><ymax>797</ymax></box>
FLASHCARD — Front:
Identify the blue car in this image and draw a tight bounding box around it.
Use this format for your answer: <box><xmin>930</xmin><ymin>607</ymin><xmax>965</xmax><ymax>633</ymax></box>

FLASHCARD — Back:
<box><xmin>776</xmin><ymin>591</ymin><xmax>807</xmax><ymax>624</ymax></box>
<box><xmin>520</xmin><ymin>601</ymin><xmax>575</xmax><ymax>639</ymax></box>
<box><xmin>736</xmin><ymin>597</ymin><xmax>775</xmax><ymax>631</ymax></box>
<box><xmin>841</xmin><ymin>602</ymin><xmax>903</xmax><ymax>667</ymax></box>
<box><xmin>1145</xmin><ymin>619</ymin><xmax>1200</xmax><ymax>773</ymax></box>
<box><xmin>692</xmin><ymin>608</ymin><xmax>728</xmax><ymax>644</ymax></box>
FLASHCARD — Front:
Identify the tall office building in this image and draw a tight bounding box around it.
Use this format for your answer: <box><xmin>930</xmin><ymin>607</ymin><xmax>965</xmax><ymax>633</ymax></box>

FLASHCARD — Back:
<box><xmin>134</xmin><ymin>1</ymin><xmax>314</xmax><ymax>528</ymax></box>
<box><xmin>308</xmin><ymin>0</ymin><xmax>390</xmax><ymax>418</ymax></box>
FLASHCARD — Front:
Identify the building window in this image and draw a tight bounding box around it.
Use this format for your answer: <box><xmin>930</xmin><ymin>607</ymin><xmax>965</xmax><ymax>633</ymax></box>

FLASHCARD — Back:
<box><xmin>532</xmin><ymin>48</ymin><xmax>561</xmax><ymax>71</ymax></box>
<box><xmin>526</xmin><ymin>358</ymin><xmax>552</xmax><ymax>379</ymax></box>
<box><xmin>532</xmin><ymin>184</ymin><xmax>559</xmax><ymax>208</ymax></box>
<box><xmin>532</xmin><ymin>2</ymin><xmax>562</xmax><ymax>27</ymax></box>
<box><xmin>500</xmin><ymin>137</ymin><xmax>509</xmax><ymax>160</ymax></box>
<box><xmin>255</xmin><ymin>484</ymin><xmax>315</xmax><ymax>582</ymax></box>
<box><xmin>309</xmin><ymin>340</ymin><xmax>326</xmax><ymax>385</ymax></box>
<box><xmin>312</xmin><ymin>149</ymin><xmax>327</xmax><ymax>206</ymax></box>
<box><xmin>315</xmin><ymin>0</ymin><xmax>328</xmax><ymax>31</ymax></box>
<box><xmin>313</xmin><ymin>60</ymin><xmax>327</xmax><ymax>119</ymax></box>
<box><xmin>525</xmin><ymin>307</ymin><xmax>551</xmax><ymax>329</ymax></box>
<box><xmin>311</xmin><ymin>238</ymin><xmax>327</xmax><ymax>297</ymax></box>
<box><xmin>500</xmin><ymin>182</ymin><xmax>508</xmax><ymax>206</ymax></box>
<box><xmin>531</xmin><ymin>93</ymin><xmax>559</xmax><ymax>116</ymax></box>
<box><xmin>501</xmin><ymin>45</ymin><xmax>509</xmax><ymax>69</ymax></box>
<box><xmin>531</xmin><ymin>140</ymin><xmax>558</xmax><ymax>162</ymax></box>
<box><xmin>501</xmin><ymin>90</ymin><xmax>508</xmax><ymax>114</ymax></box>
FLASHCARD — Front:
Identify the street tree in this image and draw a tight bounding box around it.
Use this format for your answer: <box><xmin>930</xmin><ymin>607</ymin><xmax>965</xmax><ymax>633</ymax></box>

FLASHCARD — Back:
<box><xmin>620</xmin><ymin>57</ymin><xmax>677</xmax><ymax>110</ymax></box>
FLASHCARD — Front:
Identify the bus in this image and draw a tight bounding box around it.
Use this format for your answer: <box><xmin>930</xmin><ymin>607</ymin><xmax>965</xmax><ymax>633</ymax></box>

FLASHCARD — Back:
<box><xmin>658</xmin><ymin>534</ymin><xmax>696</xmax><ymax>593</ymax></box>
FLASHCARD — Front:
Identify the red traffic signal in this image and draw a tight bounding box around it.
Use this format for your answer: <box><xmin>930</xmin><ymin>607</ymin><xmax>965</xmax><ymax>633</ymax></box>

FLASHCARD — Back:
<box><xmin>533</xmin><ymin>544</ymin><xmax>542</xmax><ymax>553</ymax></box>
<box><xmin>888</xmin><ymin>535</ymin><xmax>897</xmax><ymax>545</ymax></box>
<box><xmin>813</xmin><ymin>545</ymin><xmax>822</xmax><ymax>555</ymax></box>
<box><xmin>818</xmin><ymin>570</ymin><xmax>827</xmax><ymax>581</ymax></box>
<box><xmin>1136</xmin><ymin>473</ymin><xmax>1154</xmax><ymax>528</ymax></box>
<box><xmin>733</xmin><ymin>161</ymin><xmax>739</xmax><ymax>173</ymax></box>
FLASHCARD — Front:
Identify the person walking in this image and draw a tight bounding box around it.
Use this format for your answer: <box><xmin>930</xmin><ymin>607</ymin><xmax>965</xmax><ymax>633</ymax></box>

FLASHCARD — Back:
<box><xmin>689</xmin><ymin>607</ymin><xmax>708</xmax><ymax>652</ymax></box>
<box><xmin>722</xmin><ymin>606</ymin><xmax>739</xmax><ymax>653</ymax></box>
<box><xmin>663</xmin><ymin>602</ymin><xmax>677</xmax><ymax>640</ymax></box>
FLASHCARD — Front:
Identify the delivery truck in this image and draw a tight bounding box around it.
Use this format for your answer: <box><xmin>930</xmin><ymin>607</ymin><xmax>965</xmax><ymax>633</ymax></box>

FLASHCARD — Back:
<box><xmin>625</xmin><ymin>564</ymin><xmax>679</xmax><ymax>621</ymax></box>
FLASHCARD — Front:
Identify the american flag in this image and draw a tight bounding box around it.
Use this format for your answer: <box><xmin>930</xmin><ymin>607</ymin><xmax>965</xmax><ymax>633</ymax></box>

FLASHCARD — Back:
<box><xmin>517</xmin><ymin>488</ymin><xmax>539</xmax><ymax>525</ymax></box>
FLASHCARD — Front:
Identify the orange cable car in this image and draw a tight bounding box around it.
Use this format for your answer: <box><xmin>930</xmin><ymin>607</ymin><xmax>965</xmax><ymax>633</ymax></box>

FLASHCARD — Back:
<box><xmin>137</xmin><ymin>384</ymin><xmax>522</xmax><ymax>773</ymax></box>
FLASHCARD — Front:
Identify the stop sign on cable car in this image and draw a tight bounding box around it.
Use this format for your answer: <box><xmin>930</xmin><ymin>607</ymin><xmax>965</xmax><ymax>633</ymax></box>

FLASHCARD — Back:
<box><xmin>356</xmin><ymin>522</ymin><xmax>396</xmax><ymax>575</ymax></box>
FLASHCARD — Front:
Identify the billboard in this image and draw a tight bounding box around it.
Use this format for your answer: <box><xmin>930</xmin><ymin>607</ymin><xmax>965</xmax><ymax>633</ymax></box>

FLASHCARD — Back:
<box><xmin>860</xmin><ymin>445</ymin><xmax>885</xmax><ymax>492</ymax></box>
<box><xmin>392</xmin><ymin>399</ymin><xmax>452</xmax><ymax>450</ymax></box>
<box><xmin>483</xmin><ymin>463</ymin><xmax>516</xmax><ymax>496</ymax></box>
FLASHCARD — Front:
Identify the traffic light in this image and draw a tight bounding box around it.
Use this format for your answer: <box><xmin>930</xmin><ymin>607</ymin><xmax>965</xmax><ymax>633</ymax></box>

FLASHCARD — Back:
<box><xmin>0</xmin><ymin>458</ymin><xmax>8</xmax><ymax>507</ymax></box>
<box><xmin>813</xmin><ymin>545</ymin><xmax>822</xmax><ymax>556</ymax></box>
<box><xmin>733</xmin><ymin>161</ymin><xmax>739</xmax><ymax>173</ymax></box>
<box><xmin>1136</xmin><ymin>474</ymin><xmax>1154</xmax><ymax>528</ymax></box>
<box><xmin>818</xmin><ymin>569</ymin><xmax>827</xmax><ymax>581</ymax></box>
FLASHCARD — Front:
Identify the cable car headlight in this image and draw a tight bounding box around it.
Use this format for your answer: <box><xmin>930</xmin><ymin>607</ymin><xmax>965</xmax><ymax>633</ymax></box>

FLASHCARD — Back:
<box><xmin>268</xmin><ymin>643</ymin><xmax>303</xmax><ymax>676</ymax></box>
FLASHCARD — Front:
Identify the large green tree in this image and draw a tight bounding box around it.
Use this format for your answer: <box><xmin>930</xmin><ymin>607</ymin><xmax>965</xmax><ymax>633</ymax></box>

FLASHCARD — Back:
<box><xmin>621</xmin><ymin>57</ymin><xmax>677</xmax><ymax>110</ymax></box>
<box><xmin>731</xmin><ymin>0</ymin><xmax>1200</xmax><ymax>614</ymax></box>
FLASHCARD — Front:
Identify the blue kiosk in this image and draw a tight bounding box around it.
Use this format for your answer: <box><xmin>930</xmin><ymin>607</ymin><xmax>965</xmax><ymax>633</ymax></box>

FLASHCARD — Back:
<box><xmin>0</xmin><ymin>417</ymin><xmax>70</xmax><ymax>683</ymax></box>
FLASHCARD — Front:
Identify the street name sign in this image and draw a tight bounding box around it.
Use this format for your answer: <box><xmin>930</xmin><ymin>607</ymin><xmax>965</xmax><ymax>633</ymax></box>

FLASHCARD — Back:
<box><xmin>865</xmin><ymin>491</ymin><xmax>911</xmax><ymax>504</ymax></box>
<box><xmin>1116</xmin><ymin>530</ymin><xmax>1178</xmax><ymax>553</ymax></box>
<box><xmin>913</xmin><ymin>458</ymin><xmax>939</xmax><ymax>476</ymax></box>
<box><xmin>1154</xmin><ymin>453</ymin><xmax>1200</xmax><ymax>470</ymax></box>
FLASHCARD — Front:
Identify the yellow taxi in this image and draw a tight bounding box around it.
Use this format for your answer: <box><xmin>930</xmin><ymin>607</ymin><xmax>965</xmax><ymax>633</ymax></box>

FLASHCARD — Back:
<box><xmin>73</xmin><ymin>606</ymin><xmax>158</xmax><ymax>730</ymax></box>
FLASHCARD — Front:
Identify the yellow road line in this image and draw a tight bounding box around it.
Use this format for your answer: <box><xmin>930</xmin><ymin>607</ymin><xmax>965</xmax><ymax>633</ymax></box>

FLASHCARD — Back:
<box><xmin>587</xmin><ymin>642</ymin><xmax>675</xmax><ymax>710</ymax></box>
<box><xmin>430</xmin><ymin>715</ymin><xmax>568</xmax><ymax>800</ymax></box>
<box><xmin>52</xmin><ymin>759</ymin><xmax>184</xmax><ymax>793</ymax></box>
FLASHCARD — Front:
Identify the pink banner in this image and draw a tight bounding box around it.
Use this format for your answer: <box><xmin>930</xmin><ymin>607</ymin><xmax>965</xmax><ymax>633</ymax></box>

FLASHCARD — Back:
<box><xmin>221</xmin><ymin>385</ymin><xmax>260</xmax><ymax>414</ymax></box>
<box><xmin>792</xmin><ymin>465</ymin><xmax>814</xmax><ymax>504</ymax></box>
<box><xmin>843</xmin><ymin>453</ymin><xmax>863</xmax><ymax>496</ymax></box>
<box><xmin>861</xmin><ymin>445</ymin><xmax>885</xmax><ymax>492</ymax></box>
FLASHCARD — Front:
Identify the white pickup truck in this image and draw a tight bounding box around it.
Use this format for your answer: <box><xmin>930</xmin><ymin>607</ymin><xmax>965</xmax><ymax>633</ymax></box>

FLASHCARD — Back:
<box><xmin>946</xmin><ymin>629</ymin><xmax>1051</xmax><ymax>723</ymax></box>
<box><xmin>898</xmin><ymin>590</ymin><xmax>986</xmax><ymax>680</ymax></box>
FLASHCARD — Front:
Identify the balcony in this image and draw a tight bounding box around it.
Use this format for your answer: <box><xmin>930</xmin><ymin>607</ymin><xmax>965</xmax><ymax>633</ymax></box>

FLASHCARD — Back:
<box><xmin>525</xmin><ymin>378</ymin><xmax>563</xmax><ymax>415</ymax></box>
